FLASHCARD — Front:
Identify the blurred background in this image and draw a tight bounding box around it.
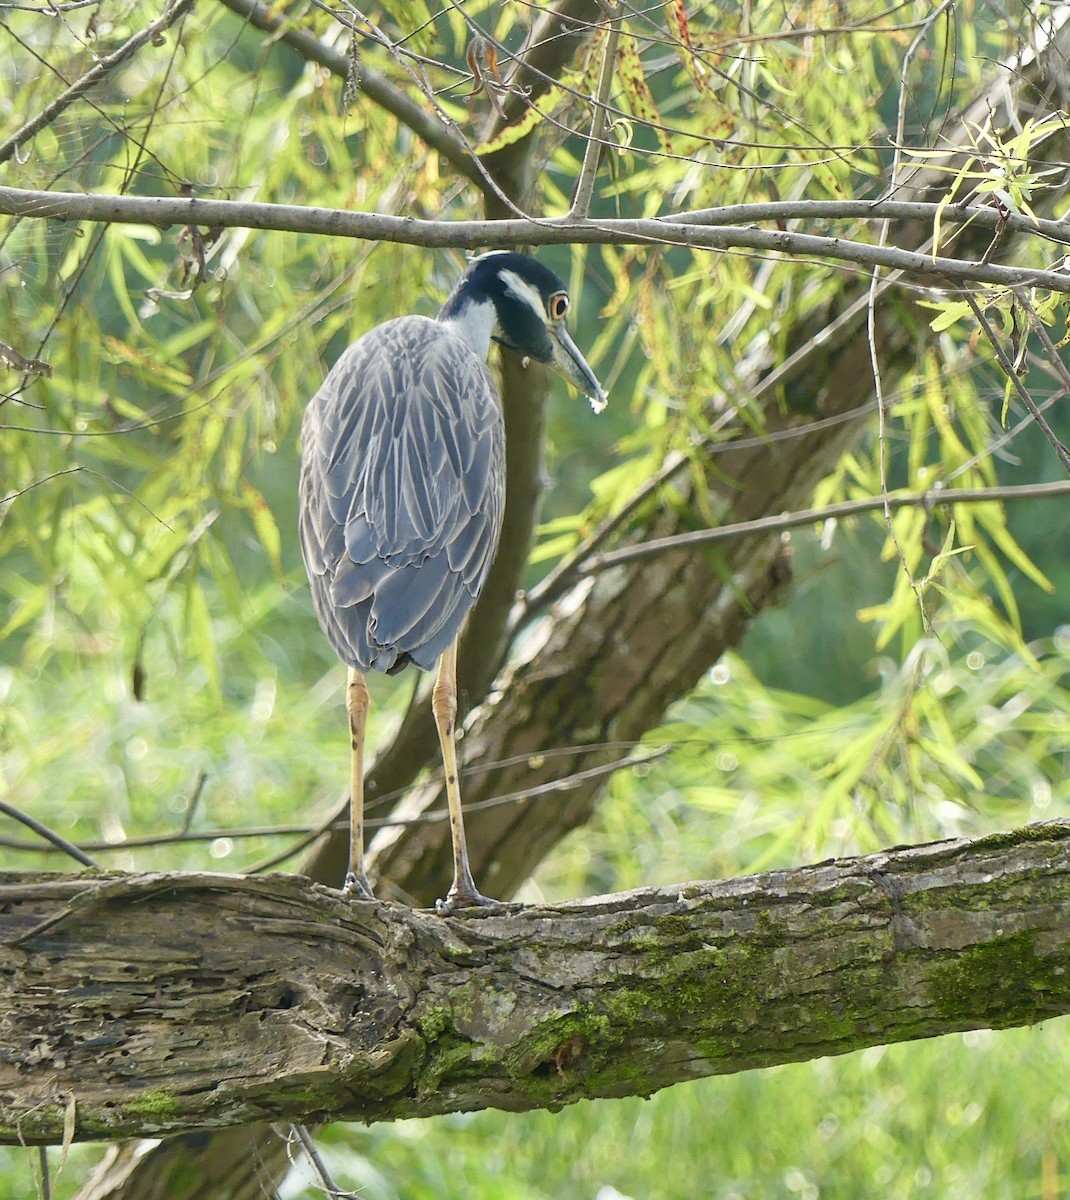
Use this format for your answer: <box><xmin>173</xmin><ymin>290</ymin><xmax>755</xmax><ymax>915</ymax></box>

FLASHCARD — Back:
<box><xmin>2</xmin><ymin>1</ymin><xmax>1069</xmax><ymax>1196</ymax></box>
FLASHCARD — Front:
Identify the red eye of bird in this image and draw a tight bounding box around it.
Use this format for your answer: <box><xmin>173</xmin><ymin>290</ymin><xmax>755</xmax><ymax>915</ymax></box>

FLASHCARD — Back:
<box><xmin>548</xmin><ymin>291</ymin><xmax>569</xmax><ymax>321</ymax></box>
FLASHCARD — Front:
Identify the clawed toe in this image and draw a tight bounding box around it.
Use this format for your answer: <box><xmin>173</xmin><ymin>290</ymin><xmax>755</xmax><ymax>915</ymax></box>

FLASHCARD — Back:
<box><xmin>342</xmin><ymin>871</ymin><xmax>375</xmax><ymax>900</ymax></box>
<box><xmin>434</xmin><ymin>886</ymin><xmax>499</xmax><ymax>916</ymax></box>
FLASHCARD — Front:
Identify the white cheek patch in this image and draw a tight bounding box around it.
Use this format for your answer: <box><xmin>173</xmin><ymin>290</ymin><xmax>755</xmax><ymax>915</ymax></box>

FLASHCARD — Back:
<box><xmin>499</xmin><ymin>269</ymin><xmax>548</xmax><ymax>324</ymax></box>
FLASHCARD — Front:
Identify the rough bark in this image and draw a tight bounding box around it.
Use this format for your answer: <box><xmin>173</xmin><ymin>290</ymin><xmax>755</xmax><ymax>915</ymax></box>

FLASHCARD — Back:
<box><xmin>5</xmin><ymin>821</ymin><xmax>1070</xmax><ymax>1148</ymax></box>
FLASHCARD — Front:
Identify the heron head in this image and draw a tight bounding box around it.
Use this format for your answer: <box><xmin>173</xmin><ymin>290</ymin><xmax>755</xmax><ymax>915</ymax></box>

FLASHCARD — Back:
<box><xmin>439</xmin><ymin>251</ymin><xmax>607</xmax><ymax>413</ymax></box>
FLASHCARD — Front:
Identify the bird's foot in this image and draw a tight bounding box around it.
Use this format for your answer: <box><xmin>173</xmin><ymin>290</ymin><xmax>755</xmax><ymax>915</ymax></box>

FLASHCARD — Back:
<box><xmin>434</xmin><ymin>884</ymin><xmax>499</xmax><ymax>916</ymax></box>
<box><xmin>342</xmin><ymin>871</ymin><xmax>375</xmax><ymax>900</ymax></box>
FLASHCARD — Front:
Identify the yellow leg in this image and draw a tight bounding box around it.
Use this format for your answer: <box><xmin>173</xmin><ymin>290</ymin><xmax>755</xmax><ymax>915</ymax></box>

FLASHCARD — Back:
<box><xmin>343</xmin><ymin>666</ymin><xmax>374</xmax><ymax>898</ymax></box>
<box><xmin>432</xmin><ymin>639</ymin><xmax>496</xmax><ymax>914</ymax></box>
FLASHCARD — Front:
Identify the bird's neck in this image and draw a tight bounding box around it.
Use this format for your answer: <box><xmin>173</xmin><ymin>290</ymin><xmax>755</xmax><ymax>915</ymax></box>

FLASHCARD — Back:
<box><xmin>436</xmin><ymin>290</ymin><xmax>497</xmax><ymax>361</ymax></box>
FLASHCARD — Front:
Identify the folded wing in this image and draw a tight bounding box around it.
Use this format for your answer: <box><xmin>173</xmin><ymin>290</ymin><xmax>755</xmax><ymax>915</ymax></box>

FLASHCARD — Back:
<box><xmin>299</xmin><ymin>316</ymin><xmax>506</xmax><ymax>673</ymax></box>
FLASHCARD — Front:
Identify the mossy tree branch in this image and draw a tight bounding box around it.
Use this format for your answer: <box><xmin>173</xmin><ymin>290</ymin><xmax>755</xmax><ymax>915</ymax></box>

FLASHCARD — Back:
<box><xmin>4</xmin><ymin>821</ymin><xmax>1070</xmax><ymax>1147</ymax></box>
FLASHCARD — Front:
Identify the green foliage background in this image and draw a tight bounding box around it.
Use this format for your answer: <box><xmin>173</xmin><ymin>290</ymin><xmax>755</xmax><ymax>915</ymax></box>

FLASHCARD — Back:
<box><xmin>1</xmin><ymin>0</ymin><xmax>1069</xmax><ymax>1196</ymax></box>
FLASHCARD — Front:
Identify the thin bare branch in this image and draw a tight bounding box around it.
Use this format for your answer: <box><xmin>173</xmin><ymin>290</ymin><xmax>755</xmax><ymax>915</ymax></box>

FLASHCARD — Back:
<box><xmin>0</xmin><ymin>747</ymin><xmax>668</xmax><ymax>864</ymax></box>
<box><xmin>964</xmin><ymin>291</ymin><xmax>1070</xmax><ymax>476</ymax></box>
<box><xmin>869</xmin><ymin>0</ymin><xmax>957</xmax><ymax>634</ymax></box>
<box><xmin>568</xmin><ymin>3</ymin><xmax>622</xmax><ymax>219</ymax></box>
<box><xmin>7</xmin><ymin>185</ymin><xmax>1070</xmax><ymax>244</ymax></box>
<box><xmin>39</xmin><ymin>1147</ymin><xmax>50</xmax><ymax>1200</ymax></box>
<box><xmin>2</xmin><ymin>186</ymin><xmax>1069</xmax><ymax>292</ymax></box>
<box><xmin>0</xmin><ymin>0</ymin><xmax>196</xmax><ymax>166</ymax></box>
<box><xmin>291</xmin><ymin>1125</ymin><xmax>358</xmax><ymax>1200</ymax></box>
<box><xmin>578</xmin><ymin>479</ymin><xmax>1070</xmax><ymax>574</ymax></box>
<box><xmin>0</xmin><ymin>801</ymin><xmax>101</xmax><ymax>869</ymax></box>
<box><xmin>1012</xmin><ymin>285</ymin><xmax>1070</xmax><ymax>422</ymax></box>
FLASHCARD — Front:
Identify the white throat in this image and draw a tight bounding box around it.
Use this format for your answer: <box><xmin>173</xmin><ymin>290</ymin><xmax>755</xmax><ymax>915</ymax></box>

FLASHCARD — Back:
<box><xmin>438</xmin><ymin>297</ymin><xmax>497</xmax><ymax>361</ymax></box>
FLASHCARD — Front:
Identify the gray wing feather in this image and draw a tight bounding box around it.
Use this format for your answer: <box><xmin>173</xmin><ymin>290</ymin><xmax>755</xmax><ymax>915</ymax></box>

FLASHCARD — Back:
<box><xmin>299</xmin><ymin>316</ymin><xmax>505</xmax><ymax>673</ymax></box>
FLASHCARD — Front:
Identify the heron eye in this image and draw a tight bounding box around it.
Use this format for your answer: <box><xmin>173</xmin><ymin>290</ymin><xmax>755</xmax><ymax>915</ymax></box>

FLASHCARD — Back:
<box><xmin>548</xmin><ymin>291</ymin><xmax>569</xmax><ymax>322</ymax></box>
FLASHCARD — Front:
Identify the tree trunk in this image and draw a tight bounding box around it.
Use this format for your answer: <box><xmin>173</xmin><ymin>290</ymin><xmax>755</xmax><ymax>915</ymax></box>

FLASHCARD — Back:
<box><xmin>313</xmin><ymin>6</ymin><xmax>1070</xmax><ymax>903</ymax></box>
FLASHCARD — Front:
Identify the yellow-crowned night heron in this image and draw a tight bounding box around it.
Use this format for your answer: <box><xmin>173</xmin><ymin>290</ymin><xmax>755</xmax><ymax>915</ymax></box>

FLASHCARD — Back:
<box><xmin>299</xmin><ymin>251</ymin><xmax>606</xmax><ymax>912</ymax></box>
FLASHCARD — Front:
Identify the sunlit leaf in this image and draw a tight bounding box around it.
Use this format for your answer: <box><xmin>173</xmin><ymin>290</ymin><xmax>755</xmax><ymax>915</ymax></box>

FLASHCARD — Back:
<box><xmin>616</xmin><ymin>33</ymin><xmax>670</xmax><ymax>154</ymax></box>
<box><xmin>475</xmin><ymin>84</ymin><xmax>568</xmax><ymax>155</ymax></box>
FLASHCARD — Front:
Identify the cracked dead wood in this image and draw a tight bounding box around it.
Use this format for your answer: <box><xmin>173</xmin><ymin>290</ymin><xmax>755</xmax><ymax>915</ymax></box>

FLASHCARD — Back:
<box><xmin>4</xmin><ymin>822</ymin><xmax>1070</xmax><ymax>1147</ymax></box>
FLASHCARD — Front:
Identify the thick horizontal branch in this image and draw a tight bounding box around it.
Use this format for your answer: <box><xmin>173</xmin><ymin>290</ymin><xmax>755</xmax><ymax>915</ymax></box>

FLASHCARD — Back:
<box><xmin>2</xmin><ymin>187</ymin><xmax>1069</xmax><ymax>292</ymax></box>
<box><xmin>2</xmin><ymin>822</ymin><xmax>1069</xmax><ymax>1146</ymax></box>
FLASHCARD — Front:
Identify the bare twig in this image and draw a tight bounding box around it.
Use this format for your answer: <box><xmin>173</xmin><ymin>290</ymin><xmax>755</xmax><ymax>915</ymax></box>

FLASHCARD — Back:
<box><xmin>6</xmin><ymin>185</ymin><xmax>1070</xmax><ymax>244</ymax></box>
<box><xmin>0</xmin><ymin>0</ymin><xmax>196</xmax><ymax>166</ymax></box>
<box><xmin>1014</xmin><ymin>294</ymin><xmax>1070</xmax><ymax>391</ymax></box>
<box><xmin>964</xmin><ymin>291</ymin><xmax>1070</xmax><ymax>476</ymax></box>
<box><xmin>38</xmin><ymin>1147</ymin><xmax>50</xmax><ymax>1200</ymax></box>
<box><xmin>181</xmin><ymin>771</ymin><xmax>208</xmax><ymax>835</ymax></box>
<box><xmin>292</xmin><ymin>1125</ymin><xmax>358</xmax><ymax>1199</ymax></box>
<box><xmin>245</xmin><ymin>746</ymin><xmax>668</xmax><ymax>872</ymax></box>
<box><xmin>576</xmin><ymin>479</ymin><xmax>1070</xmax><ymax>574</ymax></box>
<box><xmin>869</xmin><ymin>0</ymin><xmax>956</xmax><ymax>631</ymax></box>
<box><xmin>0</xmin><ymin>747</ymin><xmax>668</xmax><ymax>859</ymax></box>
<box><xmin>569</xmin><ymin>3</ymin><xmax>622</xmax><ymax>219</ymax></box>
<box><xmin>520</xmin><ymin>399</ymin><xmax>1070</xmax><ymax>615</ymax></box>
<box><xmin>0</xmin><ymin>801</ymin><xmax>101</xmax><ymax>869</ymax></box>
